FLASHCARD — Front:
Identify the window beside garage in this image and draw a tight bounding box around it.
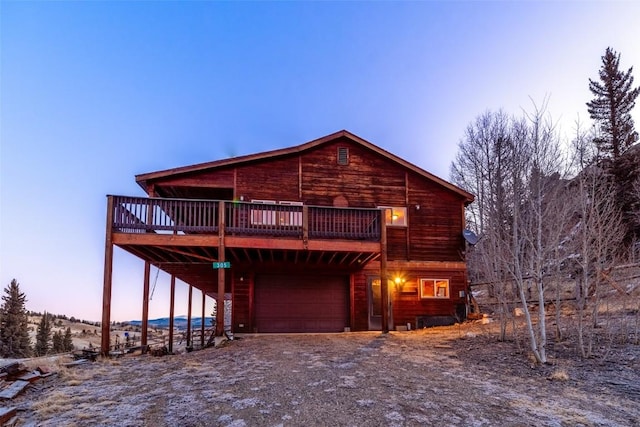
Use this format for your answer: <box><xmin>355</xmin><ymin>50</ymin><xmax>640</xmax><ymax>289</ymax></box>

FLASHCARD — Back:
<box><xmin>420</xmin><ymin>279</ymin><xmax>450</xmax><ymax>299</ymax></box>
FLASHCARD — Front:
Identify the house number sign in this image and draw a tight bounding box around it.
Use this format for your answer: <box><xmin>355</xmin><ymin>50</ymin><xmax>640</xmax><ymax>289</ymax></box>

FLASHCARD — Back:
<box><xmin>212</xmin><ymin>261</ymin><xmax>231</xmax><ymax>269</ymax></box>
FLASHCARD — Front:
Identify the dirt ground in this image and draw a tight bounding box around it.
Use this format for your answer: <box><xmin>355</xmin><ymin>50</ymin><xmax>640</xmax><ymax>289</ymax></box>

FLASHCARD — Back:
<box><xmin>6</xmin><ymin>318</ymin><xmax>639</xmax><ymax>427</ymax></box>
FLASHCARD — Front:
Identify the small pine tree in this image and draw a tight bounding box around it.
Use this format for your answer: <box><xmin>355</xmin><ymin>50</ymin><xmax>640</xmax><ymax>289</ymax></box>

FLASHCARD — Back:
<box><xmin>52</xmin><ymin>330</ymin><xmax>63</xmax><ymax>353</ymax></box>
<box><xmin>63</xmin><ymin>327</ymin><xmax>73</xmax><ymax>352</ymax></box>
<box><xmin>34</xmin><ymin>312</ymin><xmax>52</xmax><ymax>356</ymax></box>
<box><xmin>0</xmin><ymin>279</ymin><xmax>32</xmax><ymax>358</ymax></box>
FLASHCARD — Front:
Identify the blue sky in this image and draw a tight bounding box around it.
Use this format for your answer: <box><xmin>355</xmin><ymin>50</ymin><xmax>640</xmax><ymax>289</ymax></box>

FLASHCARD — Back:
<box><xmin>1</xmin><ymin>1</ymin><xmax>639</xmax><ymax>322</ymax></box>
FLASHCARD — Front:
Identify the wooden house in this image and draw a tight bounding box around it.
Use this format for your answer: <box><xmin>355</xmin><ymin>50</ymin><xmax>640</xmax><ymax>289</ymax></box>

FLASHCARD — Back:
<box><xmin>101</xmin><ymin>130</ymin><xmax>474</xmax><ymax>353</ymax></box>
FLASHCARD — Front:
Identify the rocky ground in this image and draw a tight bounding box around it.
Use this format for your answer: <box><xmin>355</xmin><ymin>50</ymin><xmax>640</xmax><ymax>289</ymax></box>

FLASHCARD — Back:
<box><xmin>4</xmin><ymin>318</ymin><xmax>639</xmax><ymax>427</ymax></box>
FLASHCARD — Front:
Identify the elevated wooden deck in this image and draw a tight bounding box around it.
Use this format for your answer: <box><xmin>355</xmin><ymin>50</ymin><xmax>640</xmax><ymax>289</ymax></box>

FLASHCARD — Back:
<box><xmin>112</xmin><ymin>195</ymin><xmax>381</xmax><ymax>240</ymax></box>
<box><xmin>106</xmin><ymin>195</ymin><xmax>383</xmax><ymax>278</ymax></box>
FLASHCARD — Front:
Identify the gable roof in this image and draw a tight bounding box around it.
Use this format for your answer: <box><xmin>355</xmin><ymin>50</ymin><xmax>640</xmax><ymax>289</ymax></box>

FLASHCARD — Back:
<box><xmin>136</xmin><ymin>130</ymin><xmax>474</xmax><ymax>203</ymax></box>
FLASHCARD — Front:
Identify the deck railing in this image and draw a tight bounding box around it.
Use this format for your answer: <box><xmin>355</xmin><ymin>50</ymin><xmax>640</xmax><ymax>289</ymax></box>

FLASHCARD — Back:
<box><xmin>111</xmin><ymin>195</ymin><xmax>381</xmax><ymax>241</ymax></box>
<box><xmin>112</xmin><ymin>196</ymin><xmax>219</xmax><ymax>234</ymax></box>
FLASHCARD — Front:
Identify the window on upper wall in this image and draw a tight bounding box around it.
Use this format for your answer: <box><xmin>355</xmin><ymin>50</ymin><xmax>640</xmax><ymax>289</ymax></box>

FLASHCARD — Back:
<box><xmin>420</xmin><ymin>279</ymin><xmax>450</xmax><ymax>299</ymax></box>
<box><xmin>278</xmin><ymin>201</ymin><xmax>303</xmax><ymax>226</ymax></box>
<box><xmin>378</xmin><ymin>206</ymin><xmax>407</xmax><ymax>227</ymax></box>
<box><xmin>250</xmin><ymin>200</ymin><xmax>277</xmax><ymax>225</ymax></box>
<box><xmin>250</xmin><ymin>200</ymin><xmax>303</xmax><ymax>227</ymax></box>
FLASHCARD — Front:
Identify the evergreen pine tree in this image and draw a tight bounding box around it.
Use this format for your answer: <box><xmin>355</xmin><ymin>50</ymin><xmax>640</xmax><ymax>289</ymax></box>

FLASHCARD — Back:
<box><xmin>0</xmin><ymin>279</ymin><xmax>32</xmax><ymax>358</ymax></box>
<box><xmin>587</xmin><ymin>47</ymin><xmax>640</xmax><ymax>243</ymax></box>
<box><xmin>52</xmin><ymin>330</ymin><xmax>63</xmax><ymax>353</ymax></box>
<box><xmin>35</xmin><ymin>312</ymin><xmax>52</xmax><ymax>356</ymax></box>
<box><xmin>587</xmin><ymin>47</ymin><xmax>640</xmax><ymax>159</ymax></box>
<box><xmin>63</xmin><ymin>327</ymin><xmax>74</xmax><ymax>352</ymax></box>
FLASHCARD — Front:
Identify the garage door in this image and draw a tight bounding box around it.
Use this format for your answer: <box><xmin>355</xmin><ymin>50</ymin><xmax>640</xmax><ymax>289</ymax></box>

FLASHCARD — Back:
<box><xmin>255</xmin><ymin>274</ymin><xmax>348</xmax><ymax>333</ymax></box>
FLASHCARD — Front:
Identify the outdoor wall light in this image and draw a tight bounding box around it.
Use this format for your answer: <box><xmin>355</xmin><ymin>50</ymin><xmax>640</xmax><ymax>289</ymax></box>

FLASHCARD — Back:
<box><xmin>393</xmin><ymin>276</ymin><xmax>406</xmax><ymax>292</ymax></box>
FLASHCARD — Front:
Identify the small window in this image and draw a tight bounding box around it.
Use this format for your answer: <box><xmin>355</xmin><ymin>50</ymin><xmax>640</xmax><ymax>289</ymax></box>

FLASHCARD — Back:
<box><xmin>420</xmin><ymin>279</ymin><xmax>449</xmax><ymax>299</ymax></box>
<box><xmin>337</xmin><ymin>147</ymin><xmax>349</xmax><ymax>165</ymax></box>
<box><xmin>378</xmin><ymin>206</ymin><xmax>407</xmax><ymax>227</ymax></box>
<box><xmin>249</xmin><ymin>200</ymin><xmax>303</xmax><ymax>227</ymax></box>
<box><xmin>278</xmin><ymin>201</ymin><xmax>303</xmax><ymax>226</ymax></box>
<box><xmin>250</xmin><ymin>200</ymin><xmax>277</xmax><ymax>225</ymax></box>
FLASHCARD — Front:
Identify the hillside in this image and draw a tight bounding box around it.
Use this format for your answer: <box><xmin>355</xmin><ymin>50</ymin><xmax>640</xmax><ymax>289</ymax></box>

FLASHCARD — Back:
<box><xmin>6</xmin><ymin>315</ymin><xmax>215</xmax><ymax>362</ymax></box>
<box><xmin>128</xmin><ymin>316</ymin><xmax>216</xmax><ymax>329</ymax></box>
<box><xmin>24</xmin><ymin>316</ymin><xmax>101</xmax><ymax>354</ymax></box>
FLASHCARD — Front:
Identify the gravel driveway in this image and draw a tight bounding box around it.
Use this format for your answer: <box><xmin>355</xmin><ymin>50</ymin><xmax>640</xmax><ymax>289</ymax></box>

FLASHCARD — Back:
<box><xmin>12</xmin><ymin>322</ymin><xmax>640</xmax><ymax>426</ymax></box>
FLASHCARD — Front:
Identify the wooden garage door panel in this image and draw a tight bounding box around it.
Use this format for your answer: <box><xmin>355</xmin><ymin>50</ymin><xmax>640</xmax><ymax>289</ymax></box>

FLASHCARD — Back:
<box><xmin>255</xmin><ymin>275</ymin><xmax>348</xmax><ymax>333</ymax></box>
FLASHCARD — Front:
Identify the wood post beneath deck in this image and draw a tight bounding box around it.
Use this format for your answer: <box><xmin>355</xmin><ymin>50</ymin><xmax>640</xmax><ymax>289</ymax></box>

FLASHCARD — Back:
<box><xmin>201</xmin><ymin>291</ymin><xmax>206</xmax><ymax>348</ymax></box>
<box><xmin>101</xmin><ymin>196</ymin><xmax>114</xmax><ymax>355</ymax></box>
<box><xmin>141</xmin><ymin>262</ymin><xmax>150</xmax><ymax>349</ymax></box>
<box><xmin>380</xmin><ymin>214</ymin><xmax>389</xmax><ymax>334</ymax></box>
<box><xmin>168</xmin><ymin>275</ymin><xmax>175</xmax><ymax>353</ymax></box>
<box><xmin>216</xmin><ymin>201</ymin><xmax>226</xmax><ymax>336</ymax></box>
<box><xmin>187</xmin><ymin>285</ymin><xmax>192</xmax><ymax>348</ymax></box>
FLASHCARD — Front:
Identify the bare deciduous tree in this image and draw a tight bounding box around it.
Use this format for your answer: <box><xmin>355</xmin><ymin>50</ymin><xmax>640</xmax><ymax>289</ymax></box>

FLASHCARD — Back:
<box><xmin>451</xmin><ymin>111</ymin><xmax>516</xmax><ymax>341</ymax></box>
<box><xmin>452</xmin><ymin>102</ymin><xmax>570</xmax><ymax>364</ymax></box>
<box><xmin>569</xmin><ymin>167</ymin><xmax>625</xmax><ymax>358</ymax></box>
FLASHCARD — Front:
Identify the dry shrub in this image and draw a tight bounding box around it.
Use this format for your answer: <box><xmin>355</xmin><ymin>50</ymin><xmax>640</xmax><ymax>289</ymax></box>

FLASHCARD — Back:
<box><xmin>548</xmin><ymin>368</ymin><xmax>569</xmax><ymax>381</ymax></box>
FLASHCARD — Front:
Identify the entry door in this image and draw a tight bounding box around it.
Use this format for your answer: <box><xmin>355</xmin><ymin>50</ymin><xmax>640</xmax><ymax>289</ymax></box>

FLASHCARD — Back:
<box><xmin>368</xmin><ymin>277</ymin><xmax>382</xmax><ymax>330</ymax></box>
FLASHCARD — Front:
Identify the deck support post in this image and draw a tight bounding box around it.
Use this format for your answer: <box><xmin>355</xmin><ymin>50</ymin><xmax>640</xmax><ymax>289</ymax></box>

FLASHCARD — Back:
<box><xmin>101</xmin><ymin>196</ymin><xmax>114</xmax><ymax>356</ymax></box>
<box><xmin>380</xmin><ymin>212</ymin><xmax>389</xmax><ymax>333</ymax></box>
<box><xmin>201</xmin><ymin>291</ymin><xmax>206</xmax><ymax>348</ymax></box>
<box><xmin>168</xmin><ymin>275</ymin><xmax>175</xmax><ymax>353</ymax></box>
<box><xmin>141</xmin><ymin>262</ymin><xmax>150</xmax><ymax>350</ymax></box>
<box><xmin>302</xmin><ymin>205</ymin><xmax>309</xmax><ymax>248</ymax></box>
<box><xmin>216</xmin><ymin>201</ymin><xmax>226</xmax><ymax>336</ymax></box>
<box><xmin>186</xmin><ymin>285</ymin><xmax>192</xmax><ymax>348</ymax></box>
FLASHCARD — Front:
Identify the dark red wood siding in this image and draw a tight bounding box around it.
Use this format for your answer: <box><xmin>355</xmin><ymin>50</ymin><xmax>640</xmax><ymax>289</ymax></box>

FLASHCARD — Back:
<box><xmin>232</xmin><ymin>272</ymin><xmax>252</xmax><ymax>333</ymax></box>
<box><xmin>301</xmin><ymin>138</ymin><xmax>406</xmax><ymax>207</ymax></box>
<box><xmin>154</xmin><ymin>170</ymin><xmax>235</xmax><ymax>194</ymax></box>
<box><xmin>355</xmin><ymin>263</ymin><xmax>468</xmax><ymax>330</ymax></box>
<box><xmin>389</xmin><ymin>269</ymin><xmax>468</xmax><ymax>328</ymax></box>
<box><xmin>235</xmin><ymin>157</ymin><xmax>301</xmax><ymax>201</ymax></box>
<box><xmin>352</xmin><ymin>273</ymin><xmax>369</xmax><ymax>331</ymax></box>
<box><xmin>407</xmin><ymin>173</ymin><xmax>465</xmax><ymax>262</ymax></box>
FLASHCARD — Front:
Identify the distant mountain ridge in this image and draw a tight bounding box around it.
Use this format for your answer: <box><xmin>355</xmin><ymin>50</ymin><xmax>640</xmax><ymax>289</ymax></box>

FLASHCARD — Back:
<box><xmin>128</xmin><ymin>316</ymin><xmax>215</xmax><ymax>329</ymax></box>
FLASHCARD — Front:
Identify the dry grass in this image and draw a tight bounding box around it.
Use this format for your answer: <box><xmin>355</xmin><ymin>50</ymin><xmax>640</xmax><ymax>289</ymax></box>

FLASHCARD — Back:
<box><xmin>549</xmin><ymin>368</ymin><xmax>570</xmax><ymax>381</ymax></box>
<box><xmin>100</xmin><ymin>357</ymin><xmax>122</xmax><ymax>366</ymax></box>
<box><xmin>55</xmin><ymin>366</ymin><xmax>92</xmax><ymax>384</ymax></box>
<box><xmin>31</xmin><ymin>390</ymin><xmax>77</xmax><ymax>417</ymax></box>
